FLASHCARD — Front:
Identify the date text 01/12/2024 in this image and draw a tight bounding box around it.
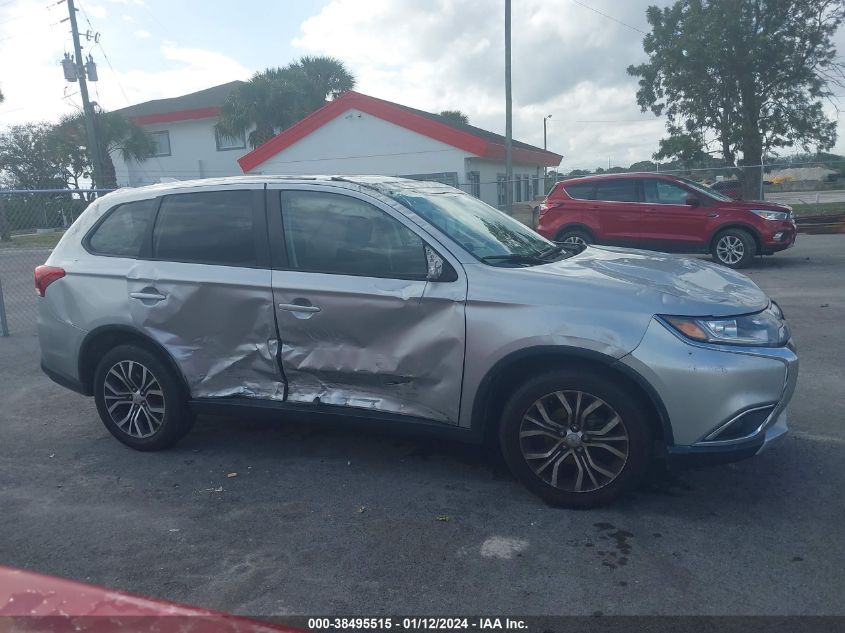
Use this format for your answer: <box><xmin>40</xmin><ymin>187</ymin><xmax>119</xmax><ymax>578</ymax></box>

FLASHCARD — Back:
<box><xmin>306</xmin><ymin>618</ymin><xmax>528</xmax><ymax>630</ymax></box>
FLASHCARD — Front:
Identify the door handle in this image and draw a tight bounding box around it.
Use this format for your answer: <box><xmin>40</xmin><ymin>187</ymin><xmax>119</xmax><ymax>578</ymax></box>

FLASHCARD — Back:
<box><xmin>278</xmin><ymin>303</ymin><xmax>321</xmax><ymax>313</ymax></box>
<box><xmin>707</xmin><ymin>213</ymin><xmax>719</xmax><ymax>218</ymax></box>
<box><xmin>129</xmin><ymin>291</ymin><xmax>166</xmax><ymax>302</ymax></box>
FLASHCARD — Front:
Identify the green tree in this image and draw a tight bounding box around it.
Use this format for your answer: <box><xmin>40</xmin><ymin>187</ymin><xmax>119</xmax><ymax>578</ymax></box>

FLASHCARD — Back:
<box><xmin>439</xmin><ymin>110</ymin><xmax>470</xmax><ymax>126</ymax></box>
<box><xmin>629</xmin><ymin>0</ymin><xmax>843</xmax><ymax>199</ymax></box>
<box><xmin>217</xmin><ymin>56</ymin><xmax>355</xmax><ymax>149</ymax></box>
<box><xmin>0</xmin><ymin>122</ymin><xmax>66</xmax><ymax>189</ymax></box>
<box><xmin>54</xmin><ymin>110</ymin><xmax>154</xmax><ymax>189</ymax></box>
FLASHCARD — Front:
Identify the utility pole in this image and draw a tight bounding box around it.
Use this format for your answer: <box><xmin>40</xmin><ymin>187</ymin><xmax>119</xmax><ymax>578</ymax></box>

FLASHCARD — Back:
<box><xmin>504</xmin><ymin>0</ymin><xmax>513</xmax><ymax>213</ymax></box>
<box><xmin>65</xmin><ymin>0</ymin><xmax>105</xmax><ymax>189</ymax></box>
<box><xmin>543</xmin><ymin>114</ymin><xmax>551</xmax><ymax>179</ymax></box>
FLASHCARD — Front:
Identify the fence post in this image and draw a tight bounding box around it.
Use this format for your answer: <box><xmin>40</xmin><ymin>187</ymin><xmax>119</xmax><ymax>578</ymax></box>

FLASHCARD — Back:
<box><xmin>0</xmin><ymin>197</ymin><xmax>11</xmax><ymax>242</ymax></box>
<box><xmin>0</xmin><ymin>278</ymin><xmax>9</xmax><ymax>337</ymax></box>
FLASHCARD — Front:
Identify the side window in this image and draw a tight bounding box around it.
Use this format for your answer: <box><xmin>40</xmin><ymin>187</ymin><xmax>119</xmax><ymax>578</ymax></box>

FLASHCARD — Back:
<box><xmin>281</xmin><ymin>191</ymin><xmax>427</xmax><ymax>279</ymax></box>
<box><xmin>594</xmin><ymin>179</ymin><xmax>637</xmax><ymax>202</ymax></box>
<box><xmin>643</xmin><ymin>180</ymin><xmax>691</xmax><ymax>205</ymax></box>
<box><xmin>563</xmin><ymin>182</ymin><xmax>595</xmax><ymax>200</ymax></box>
<box><xmin>87</xmin><ymin>198</ymin><xmax>156</xmax><ymax>257</ymax></box>
<box><xmin>153</xmin><ymin>191</ymin><xmax>256</xmax><ymax>266</ymax></box>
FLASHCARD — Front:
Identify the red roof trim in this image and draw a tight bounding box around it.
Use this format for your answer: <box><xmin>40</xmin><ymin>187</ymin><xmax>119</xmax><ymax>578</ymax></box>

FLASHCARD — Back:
<box><xmin>133</xmin><ymin>106</ymin><xmax>221</xmax><ymax>125</ymax></box>
<box><xmin>238</xmin><ymin>92</ymin><xmax>562</xmax><ymax>172</ymax></box>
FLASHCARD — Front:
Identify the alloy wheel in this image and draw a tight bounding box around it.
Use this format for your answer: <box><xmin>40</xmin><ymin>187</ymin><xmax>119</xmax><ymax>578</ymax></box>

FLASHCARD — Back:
<box><xmin>519</xmin><ymin>390</ymin><xmax>629</xmax><ymax>492</ymax></box>
<box><xmin>103</xmin><ymin>360</ymin><xmax>165</xmax><ymax>439</ymax></box>
<box><xmin>716</xmin><ymin>235</ymin><xmax>745</xmax><ymax>265</ymax></box>
<box><xmin>562</xmin><ymin>235</ymin><xmax>587</xmax><ymax>248</ymax></box>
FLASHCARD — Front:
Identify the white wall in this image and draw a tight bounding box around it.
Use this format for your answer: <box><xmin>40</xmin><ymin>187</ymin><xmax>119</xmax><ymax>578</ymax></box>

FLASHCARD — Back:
<box><xmin>247</xmin><ymin>109</ymin><xmax>470</xmax><ymax>181</ymax></box>
<box><xmin>465</xmin><ymin>158</ymin><xmax>543</xmax><ymax>208</ymax></box>
<box><xmin>111</xmin><ymin>118</ymin><xmax>245</xmax><ymax>187</ymax></box>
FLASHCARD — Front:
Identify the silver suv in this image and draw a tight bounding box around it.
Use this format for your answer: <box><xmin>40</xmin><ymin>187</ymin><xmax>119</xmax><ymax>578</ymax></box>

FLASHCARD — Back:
<box><xmin>36</xmin><ymin>176</ymin><xmax>798</xmax><ymax>507</ymax></box>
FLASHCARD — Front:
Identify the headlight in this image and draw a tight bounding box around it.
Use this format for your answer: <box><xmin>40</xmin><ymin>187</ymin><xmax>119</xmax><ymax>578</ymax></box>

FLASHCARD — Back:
<box><xmin>661</xmin><ymin>305</ymin><xmax>789</xmax><ymax>346</ymax></box>
<box><xmin>751</xmin><ymin>209</ymin><xmax>789</xmax><ymax>221</ymax></box>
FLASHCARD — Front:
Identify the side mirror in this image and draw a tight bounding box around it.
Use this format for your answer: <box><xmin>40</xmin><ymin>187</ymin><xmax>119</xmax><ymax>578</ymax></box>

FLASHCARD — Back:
<box><xmin>686</xmin><ymin>196</ymin><xmax>700</xmax><ymax>207</ymax></box>
<box><xmin>425</xmin><ymin>246</ymin><xmax>457</xmax><ymax>282</ymax></box>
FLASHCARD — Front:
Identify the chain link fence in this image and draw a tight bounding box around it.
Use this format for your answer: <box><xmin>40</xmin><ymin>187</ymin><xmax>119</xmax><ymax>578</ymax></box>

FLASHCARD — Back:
<box><xmin>0</xmin><ymin>189</ymin><xmax>112</xmax><ymax>336</ymax></box>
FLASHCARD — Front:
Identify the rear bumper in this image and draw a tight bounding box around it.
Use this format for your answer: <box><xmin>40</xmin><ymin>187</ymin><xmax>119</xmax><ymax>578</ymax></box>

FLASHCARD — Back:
<box><xmin>41</xmin><ymin>360</ymin><xmax>89</xmax><ymax>396</ymax></box>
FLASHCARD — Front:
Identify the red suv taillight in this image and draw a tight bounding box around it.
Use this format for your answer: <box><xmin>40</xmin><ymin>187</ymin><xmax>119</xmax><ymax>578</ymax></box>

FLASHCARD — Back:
<box><xmin>34</xmin><ymin>265</ymin><xmax>65</xmax><ymax>297</ymax></box>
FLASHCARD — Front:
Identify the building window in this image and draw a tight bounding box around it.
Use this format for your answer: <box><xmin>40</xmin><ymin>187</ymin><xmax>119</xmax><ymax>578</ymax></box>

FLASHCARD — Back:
<box><xmin>514</xmin><ymin>175</ymin><xmax>523</xmax><ymax>203</ymax></box>
<box><xmin>532</xmin><ymin>176</ymin><xmax>540</xmax><ymax>199</ymax></box>
<box><xmin>215</xmin><ymin>129</ymin><xmax>247</xmax><ymax>151</ymax></box>
<box><xmin>523</xmin><ymin>175</ymin><xmax>531</xmax><ymax>201</ymax></box>
<box><xmin>150</xmin><ymin>131</ymin><xmax>171</xmax><ymax>157</ymax></box>
<box><xmin>497</xmin><ymin>174</ymin><xmax>507</xmax><ymax>207</ymax></box>
<box><xmin>467</xmin><ymin>171</ymin><xmax>481</xmax><ymax>198</ymax></box>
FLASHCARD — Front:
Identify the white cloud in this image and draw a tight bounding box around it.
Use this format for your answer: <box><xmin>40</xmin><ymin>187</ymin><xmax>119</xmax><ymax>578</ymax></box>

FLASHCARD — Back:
<box><xmin>294</xmin><ymin>0</ymin><xmax>845</xmax><ymax>170</ymax></box>
<box><xmin>134</xmin><ymin>28</ymin><xmax>150</xmax><ymax>39</ymax></box>
<box><xmin>0</xmin><ymin>0</ymin><xmax>248</xmax><ymax>127</ymax></box>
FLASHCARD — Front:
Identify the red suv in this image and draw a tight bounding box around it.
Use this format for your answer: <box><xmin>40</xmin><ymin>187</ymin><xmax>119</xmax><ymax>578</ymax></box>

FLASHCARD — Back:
<box><xmin>536</xmin><ymin>173</ymin><xmax>796</xmax><ymax>268</ymax></box>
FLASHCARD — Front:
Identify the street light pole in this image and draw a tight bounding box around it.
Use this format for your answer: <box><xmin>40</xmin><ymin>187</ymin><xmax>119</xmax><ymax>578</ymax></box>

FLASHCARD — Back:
<box><xmin>504</xmin><ymin>0</ymin><xmax>513</xmax><ymax>213</ymax></box>
<box><xmin>543</xmin><ymin>114</ymin><xmax>551</xmax><ymax>179</ymax></box>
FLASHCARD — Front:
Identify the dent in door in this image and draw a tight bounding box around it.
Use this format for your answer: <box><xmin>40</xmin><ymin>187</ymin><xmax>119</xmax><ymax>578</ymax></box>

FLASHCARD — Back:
<box><xmin>280</xmin><ymin>278</ymin><xmax>464</xmax><ymax>423</ymax></box>
<box><xmin>127</xmin><ymin>262</ymin><xmax>284</xmax><ymax>400</ymax></box>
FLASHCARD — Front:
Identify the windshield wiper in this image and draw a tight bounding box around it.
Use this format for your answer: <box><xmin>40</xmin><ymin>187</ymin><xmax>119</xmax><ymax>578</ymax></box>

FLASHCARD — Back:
<box><xmin>481</xmin><ymin>254</ymin><xmax>548</xmax><ymax>265</ymax></box>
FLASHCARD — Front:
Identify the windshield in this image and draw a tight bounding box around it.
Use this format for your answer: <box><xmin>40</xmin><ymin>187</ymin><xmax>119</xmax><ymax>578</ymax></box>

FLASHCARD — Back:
<box><xmin>675</xmin><ymin>175</ymin><xmax>733</xmax><ymax>202</ymax></box>
<box><xmin>386</xmin><ymin>188</ymin><xmax>556</xmax><ymax>264</ymax></box>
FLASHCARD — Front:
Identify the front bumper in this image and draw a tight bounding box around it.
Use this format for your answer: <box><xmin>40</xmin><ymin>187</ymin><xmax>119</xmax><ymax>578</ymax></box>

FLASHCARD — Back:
<box><xmin>620</xmin><ymin>318</ymin><xmax>798</xmax><ymax>465</ymax></box>
<box><xmin>761</xmin><ymin>220</ymin><xmax>797</xmax><ymax>253</ymax></box>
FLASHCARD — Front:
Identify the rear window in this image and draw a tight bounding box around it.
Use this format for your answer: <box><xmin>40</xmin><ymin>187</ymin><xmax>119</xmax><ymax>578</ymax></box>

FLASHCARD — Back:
<box><xmin>594</xmin><ymin>179</ymin><xmax>637</xmax><ymax>202</ymax></box>
<box><xmin>152</xmin><ymin>191</ymin><xmax>255</xmax><ymax>266</ymax></box>
<box><xmin>562</xmin><ymin>182</ymin><xmax>595</xmax><ymax>200</ymax></box>
<box><xmin>87</xmin><ymin>199</ymin><xmax>156</xmax><ymax>258</ymax></box>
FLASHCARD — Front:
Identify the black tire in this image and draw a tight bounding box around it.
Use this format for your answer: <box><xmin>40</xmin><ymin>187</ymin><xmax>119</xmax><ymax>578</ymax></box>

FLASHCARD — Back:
<box><xmin>711</xmin><ymin>228</ymin><xmax>757</xmax><ymax>268</ymax></box>
<box><xmin>556</xmin><ymin>228</ymin><xmax>594</xmax><ymax>249</ymax></box>
<box><xmin>93</xmin><ymin>344</ymin><xmax>193</xmax><ymax>451</ymax></box>
<box><xmin>499</xmin><ymin>369</ymin><xmax>652</xmax><ymax>508</ymax></box>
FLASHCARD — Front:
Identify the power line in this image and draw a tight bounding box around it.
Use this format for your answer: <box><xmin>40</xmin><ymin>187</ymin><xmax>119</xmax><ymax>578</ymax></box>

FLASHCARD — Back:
<box><xmin>568</xmin><ymin>0</ymin><xmax>647</xmax><ymax>36</ymax></box>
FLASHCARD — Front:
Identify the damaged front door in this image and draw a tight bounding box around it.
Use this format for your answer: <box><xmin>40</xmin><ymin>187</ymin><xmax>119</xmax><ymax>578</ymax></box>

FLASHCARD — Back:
<box><xmin>270</xmin><ymin>187</ymin><xmax>467</xmax><ymax>424</ymax></box>
<box><xmin>128</xmin><ymin>187</ymin><xmax>285</xmax><ymax>399</ymax></box>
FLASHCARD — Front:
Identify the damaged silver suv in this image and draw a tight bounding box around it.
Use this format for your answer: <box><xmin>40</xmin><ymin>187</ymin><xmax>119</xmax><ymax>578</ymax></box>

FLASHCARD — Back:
<box><xmin>36</xmin><ymin>176</ymin><xmax>798</xmax><ymax>507</ymax></box>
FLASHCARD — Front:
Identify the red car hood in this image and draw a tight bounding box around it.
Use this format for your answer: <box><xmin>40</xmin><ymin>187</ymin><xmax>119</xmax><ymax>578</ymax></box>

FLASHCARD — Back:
<box><xmin>0</xmin><ymin>566</ymin><xmax>299</xmax><ymax>632</ymax></box>
<box><xmin>722</xmin><ymin>199</ymin><xmax>792</xmax><ymax>212</ymax></box>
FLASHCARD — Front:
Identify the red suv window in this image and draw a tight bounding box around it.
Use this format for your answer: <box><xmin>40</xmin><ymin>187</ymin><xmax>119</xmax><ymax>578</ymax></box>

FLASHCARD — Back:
<box><xmin>563</xmin><ymin>182</ymin><xmax>596</xmax><ymax>200</ymax></box>
<box><xmin>594</xmin><ymin>179</ymin><xmax>637</xmax><ymax>202</ymax></box>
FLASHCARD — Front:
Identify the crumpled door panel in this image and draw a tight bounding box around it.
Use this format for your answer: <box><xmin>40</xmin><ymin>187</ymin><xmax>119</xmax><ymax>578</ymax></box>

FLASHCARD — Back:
<box><xmin>128</xmin><ymin>261</ymin><xmax>284</xmax><ymax>400</ymax></box>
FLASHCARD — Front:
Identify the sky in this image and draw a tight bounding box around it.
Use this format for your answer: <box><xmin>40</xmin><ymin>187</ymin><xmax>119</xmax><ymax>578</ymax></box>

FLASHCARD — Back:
<box><xmin>1</xmin><ymin>0</ymin><xmax>844</xmax><ymax>171</ymax></box>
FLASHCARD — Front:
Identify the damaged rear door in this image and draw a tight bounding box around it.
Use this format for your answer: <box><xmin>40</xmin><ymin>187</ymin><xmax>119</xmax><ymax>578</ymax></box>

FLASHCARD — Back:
<box><xmin>269</xmin><ymin>185</ymin><xmax>467</xmax><ymax>424</ymax></box>
<box><xmin>127</xmin><ymin>185</ymin><xmax>285</xmax><ymax>399</ymax></box>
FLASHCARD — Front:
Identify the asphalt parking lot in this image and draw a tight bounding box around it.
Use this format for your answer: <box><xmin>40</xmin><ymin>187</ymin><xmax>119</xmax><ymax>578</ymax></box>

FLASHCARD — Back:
<box><xmin>1</xmin><ymin>234</ymin><xmax>844</xmax><ymax>616</ymax></box>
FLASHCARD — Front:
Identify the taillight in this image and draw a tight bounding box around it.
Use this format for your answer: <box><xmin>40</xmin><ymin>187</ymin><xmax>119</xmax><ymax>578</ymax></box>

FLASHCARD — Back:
<box><xmin>34</xmin><ymin>265</ymin><xmax>65</xmax><ymax>297</ymax></box>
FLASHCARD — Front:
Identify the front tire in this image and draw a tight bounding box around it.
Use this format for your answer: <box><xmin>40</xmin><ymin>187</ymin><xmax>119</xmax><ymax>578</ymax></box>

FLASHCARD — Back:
<box><xmin>499</xmin><ymin>370</ymin><xmax>651</xmax><ymax>508</ymax></box>
<box><xmin>93</xmin><ymin>344</ymin><xmax>194</xmax><ymax>451</ymax></box>
<box><xmin>711</xmin><ymin>228</ymin><xmax>756</xmax><ymax>268</ymax></box>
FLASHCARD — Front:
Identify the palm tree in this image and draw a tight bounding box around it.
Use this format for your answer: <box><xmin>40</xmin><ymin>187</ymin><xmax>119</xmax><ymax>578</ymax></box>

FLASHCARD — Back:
<box><xmin>55</xmin><ymin>110</ymin><xmax>154</xmax><ymax>189</ymax></box>
<box><xmin>216</xmin><ymin>56</ymin><xmax>356</xmax><ymax>149</ymax></box>
<box><xmin>439</xmin><ymin>110</ymin><xmax>470</xmax><ymax>126</ymax></box>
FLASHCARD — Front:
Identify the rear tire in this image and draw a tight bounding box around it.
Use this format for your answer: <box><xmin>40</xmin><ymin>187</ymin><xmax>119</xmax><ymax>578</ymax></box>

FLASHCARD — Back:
<box><xmin>93</xmin><ymin>344</ymin><xmax>194</xmax><ymax>451</ymax></box>
<box><xmin>499</xmin><ymin>370</ymin><xmax>651</xmax><ymax>508</ymax></box>
<box><xmin>711</xmin><ymin>228</ymin><xmax>756</xmax><ymax>268</ymax></box>
<box><xmin>556</xmin><ymin>228</ymin><xmax>594</xmax><ymax>249</ymax></box>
